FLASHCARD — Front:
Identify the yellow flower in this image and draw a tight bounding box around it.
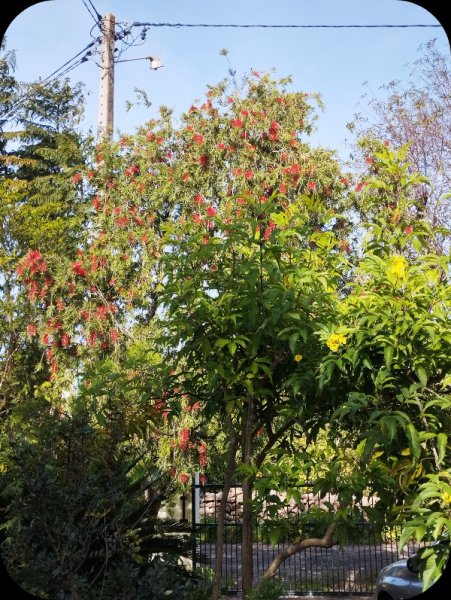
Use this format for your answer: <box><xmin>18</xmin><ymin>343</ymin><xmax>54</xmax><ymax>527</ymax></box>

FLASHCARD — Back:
<box><xmin>388</xmin><ymin>255</ymin><xmax>408</xmax><ymax>278</ymax></box>
<box><xmin>441</xmin><ymin>492</ymin><xmax>451</xmax><ymax>505</ymax></box>
<box><xmin>326</xmin><ymin>333</ymin><xmax>347</xmax><ymax>352</ymax></box>
<box><xmin>294</xmin><ymin>354</ymin><xmax>303</xmax><ymax>362</ymax></box>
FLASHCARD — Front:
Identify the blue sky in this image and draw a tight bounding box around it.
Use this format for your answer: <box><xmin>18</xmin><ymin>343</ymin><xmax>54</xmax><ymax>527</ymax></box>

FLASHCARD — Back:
<box><xmin>3</xmin><ymin>0</ymin><xmax>449</xmax><ymax>159</ymax></box>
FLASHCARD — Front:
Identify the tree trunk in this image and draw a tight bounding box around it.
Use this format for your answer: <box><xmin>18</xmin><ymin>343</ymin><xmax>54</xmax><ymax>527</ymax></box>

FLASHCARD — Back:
<box><xmin>241</xmin><ymin>395</ymin><xmax>255</xmax><ymax>598</ymax></box>
<box><xmin>211</xmin><ymin>415</ymin><xmax>238</xmax><ymax>600</ymax></box>
<box><xmin>262</xmin><ymin>520</ymin><xmax>338</xmax><ymax>580</ymax></box>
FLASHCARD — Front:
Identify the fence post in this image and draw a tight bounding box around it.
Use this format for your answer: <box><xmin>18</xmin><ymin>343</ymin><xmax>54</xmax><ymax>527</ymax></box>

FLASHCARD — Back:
<box><xmin>192</xmin><ymin>472</ymin><xmax>200</xmax><ymax>572</ymax></box>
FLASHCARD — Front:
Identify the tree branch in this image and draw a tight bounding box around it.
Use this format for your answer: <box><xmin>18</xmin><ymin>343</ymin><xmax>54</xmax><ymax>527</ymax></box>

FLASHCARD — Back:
<box><xmin>262</xmin><ymin>519</ymin><xmax>339</xmax><ymax>580</ymax></box>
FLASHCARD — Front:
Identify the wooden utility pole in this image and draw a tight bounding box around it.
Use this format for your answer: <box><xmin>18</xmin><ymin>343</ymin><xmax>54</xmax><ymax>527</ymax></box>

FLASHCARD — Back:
<box><xmin>97</xmin><ymin>13</ymin><xmax>115</xmax><ymax>139</ymax></box>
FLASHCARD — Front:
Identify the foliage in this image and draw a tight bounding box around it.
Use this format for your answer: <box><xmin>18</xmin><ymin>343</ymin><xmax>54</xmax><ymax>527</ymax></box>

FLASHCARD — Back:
<box><xmin>349</xmin><ymin>39</ymin><xmax>451</xmax><ymax>243</ymax></box>
<box><xmin>0</xmin><ymin>389</ymin><xmax>199</xmax><ymax>599</ymax></box>
<box><xmin>244</xmin><ymin>577</ymin><xmax>284</xmax><ymax>600</ymax></box>
<box><xmin>320</xmin><ymin>144</ymin><xmax>451</xmax><ymax>586</ymax></box>
<box><xmin>0</xmin><ymin>40</ymin><xmax>92</xmax><ymax>420</ymax></box>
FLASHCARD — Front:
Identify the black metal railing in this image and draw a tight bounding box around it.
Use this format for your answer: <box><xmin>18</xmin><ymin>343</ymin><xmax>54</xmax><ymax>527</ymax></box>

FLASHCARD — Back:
<box><xmin>192</xmin><ymin>482</ymin><xmax>421</xmax><ymax>596</ymax></box>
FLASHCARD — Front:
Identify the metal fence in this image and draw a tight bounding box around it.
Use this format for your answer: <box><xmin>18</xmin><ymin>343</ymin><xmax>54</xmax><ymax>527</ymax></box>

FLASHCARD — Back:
<box><xmin>192</xmin><ymin>482</ymin><xmax>421</xmax><ymax>596</ymax></box>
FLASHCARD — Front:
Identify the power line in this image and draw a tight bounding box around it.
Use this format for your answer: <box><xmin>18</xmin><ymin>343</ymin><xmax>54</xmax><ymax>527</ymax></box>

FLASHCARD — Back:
<box><xmin>131</xmin><ymin>21</ymin><xmax>442</xmax><ymax>29</ymax></box>
<box><xmin>81</xmin><ymin>0</ymin><xmax>99</xmax><ymax>25</ymax></box>
<box><xmin>43</xmin><ymin>40</ymin><xmax>99</xmax><ymax>81</ymax></box>
<box><xmin>83</xmin><ymin>0</ymin><xmax>102</xmax><ymax>23</ymax></box>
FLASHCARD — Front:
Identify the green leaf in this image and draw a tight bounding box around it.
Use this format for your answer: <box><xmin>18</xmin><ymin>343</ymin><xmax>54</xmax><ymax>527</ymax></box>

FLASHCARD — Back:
<box><xmin>269</xmin><ymin>528</ymin><xmax>282</xmax><ymax>547</ymax></box>
<box><xmin>384</xmin><ymin>345</ymin><xmax>394</xmax><ymax>370</ymax></box>
<box><xmin>436</xmin><ymin>433</ymin><xmax>447</xmax><ymax>464</ymax></box>
<box><xmin>227</xmin><ymin>341</ymin><xmax>237</xmax><ymax>356</ymax></box>
<box><xmin>415</xmin><ymin>366</ymin><xmax>428</xmax><ymax>386</ymax></box>
<box><xmin>406</xmin><ymin>423</ymin><xmax>421</xmax><ymax>459</ymax></box>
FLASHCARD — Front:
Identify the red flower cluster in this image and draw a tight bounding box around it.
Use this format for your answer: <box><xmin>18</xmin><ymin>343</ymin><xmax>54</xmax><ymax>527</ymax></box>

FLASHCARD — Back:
<box><xmin>179</xmin><ymin>428</ymin><xmax>190</xmax><ymax>452</ymax></box>
<box><xmin>16</xmin><ymin>250</ymin><xmax>47</xmax><ymax>276</ymax></box>
<box><xmin>72</xmin><ymin>262</ymin><xmax>87</xmax><ymax>277</ymax></box>
<box><xmin>199</xmin><ymin>442</ymin><xmax>207</xmax><ymax>467</ymax></box>
<box><xmin>27</xmin><ymin>323</ymin><xmax>38</xmax><ymax>336</ymax></box>
<box><xmin>193</xmin><ymin>133</ymin><xmax>205</xmax><ymax>144</ymax></box>
<box><xmin>264</xmin><ymin>221</ymin><xmax>277</xmax><ymax>241</ymax></box>
<box><xmin>231</xmin><ymin>118</ymin><xmax>243</xmax><ymax>128</ymax></box>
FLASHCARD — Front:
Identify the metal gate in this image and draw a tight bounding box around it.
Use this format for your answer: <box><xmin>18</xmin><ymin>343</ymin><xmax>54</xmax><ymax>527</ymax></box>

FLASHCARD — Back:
<box><xmin>192</xmin><ymin>481</ymin><xmax>421</xmax><ymax>596</ymax></box>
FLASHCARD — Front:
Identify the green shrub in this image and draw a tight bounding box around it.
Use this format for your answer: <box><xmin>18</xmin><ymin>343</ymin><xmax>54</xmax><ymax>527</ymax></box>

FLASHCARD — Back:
<box><xmin>245</xmin><ymin>578</ymin><xmax>284</xmax><ymax>600</ymax></box>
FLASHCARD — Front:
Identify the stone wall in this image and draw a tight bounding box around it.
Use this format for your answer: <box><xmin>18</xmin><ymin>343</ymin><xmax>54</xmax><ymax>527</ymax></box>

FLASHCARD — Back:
<box><xmin>200</xmin><ymin>488</ymin><xmax>375</xmax><ymax>522</ymax></box>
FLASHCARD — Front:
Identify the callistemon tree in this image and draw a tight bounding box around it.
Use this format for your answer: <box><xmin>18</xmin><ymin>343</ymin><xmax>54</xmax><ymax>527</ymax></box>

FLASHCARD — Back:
<box><xmin>16</xmin><ymin>71</ymin><xmax>355</xmax><ymax>596</ymax></box>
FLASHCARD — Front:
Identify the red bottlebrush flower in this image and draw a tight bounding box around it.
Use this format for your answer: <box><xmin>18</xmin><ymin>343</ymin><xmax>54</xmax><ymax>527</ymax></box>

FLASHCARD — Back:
<box><xmin>202</xmin><ymin>234</ymin><xmax>210</xmax><ymax>244</ymax></box>
<box><xmin>279</xmin><ymin>184</ymin><xmax>288</xmax><ymax>194</ymax></box>
<box><xmin>193</xmin><ymin>133</ymin><xmax>205</xmax><ymax>144</ymax></box>
<box><xmin>199</xmin><ymin>155</ymin><xmax>209</xmax><ymax>166</ymax></box>
<box><xmin>245</xmin><ymin>170</ymin><xmax>254</xmax><ymax>180</ymax></box>
<box><xmin>147</xmin><ymin>132</ymin><xmax>155</xmax><ymax>142</ymax></box>
<box><xmin>276</xmin><ymin>97</ymin><xmax>284</xmax><ymax>104</ymax></box>
<box><xmin>72</xmin><ymin>262</ymin><xmax>87</xmax><ymax>277</ymax></box>
<box><xmin>210</xmin><ymin>264</ymin><xmax>218</xmax><ymax>271</ymax></box>
<box><xmin>232</xmin><ymin>168</ymin><xmax>243</xmax><ymax>177</ymax></box>
<box><xmin>290</xmin><ymin>164</ymin><xmax>300</xmax><ymax>175</ymax></box>
<box><xmin>182</xmin><ymin>172</ymin><xmax>190</xmax><ymax>181</ymax></box>
<box><xmin>270</xmin><ymin>121</ymin><xmax>280</xmax><ymax>132</ymax></box>
<box><xmin>355</xmin><ymin>181</ymin><xmax>368</xmax><ymax>192</ymax></box>
<box><xmin>194</xmin><ymin>194</ymin><xmax>204</xmax><ymax>204</ymax></box>
<box><xmin>95</xmin><ymin>305</ymin><xmax>109</xmax><ymax>320</ymax></box>
<box><xmin>340</xmin><ymin>240</ymin><xmax>351</xmax><ymax>253</ymax></box>
<box><xmin>87</xmin><ymin>331</ymin><xmax>97</xmax><ymax>347</ymax></box>
<box><xmin>269</xmin><ymin>131</ymin><xmax>278</xmax><ymax>141</ymax></box>
<box><xmin>405</xmin><ymin>225</ymin><xmax>413</xmax><ymax>235</ymax></box>
<box><xmin>226</xmin><ymin>97</ymin><xmax>234</xmax><ymax>104</ymax></box>
<box><xmin>217</xmin><ymin>142</ymin><xmax>226</xmax><ymax>150</ymax></box>
<box><xmin>68</xmin><ymin>282</ymin><xmax>76</xmax><ymax>296</ymax></box>
<box><xmin>169</xmin><ymin>466</ymin><xmax>176</xmax><ymax>478</ymax></box>
<box><xmin>307</xmin><ymin>181</ymin><xmax>316</xmax><ymax>190</ymax></box>
<box><xmin>193</xmin><ymin>213</ymin><xmax>203</xmax><ymax>225</ymax></box>
<box><xmin>27</xmin><ymin>324</ymin><xmax>37</xmax><ymax>336</ymax></box>
<box><xmin>72</xmin><ymin>173</ymin><xmax>82</xmax><ymax>184</ymax></box>
<box><xmin>206</xmin><ymin>206</ymin><xmax>216</xmax><ymax>217</ymax></box>
<box><xmin>230</xmin><ymin>118</ymin><xmax>243</xmax><ymax>128</ymax></box>
<box><xmin>115</xmin><ymin>216</ymin><xmax>129</xmax><ymax>228</ymax></box>
<box><xmin>92</xmin><ymin>196</ymin><xmax>101</xmax><ymax>211</ymax></box>
<box><xmin>87</xmin><ymin>170</ymin><xmax>95</xmax><ymax>180</ymax></box>
<box><xmin>42</xmin><ymin>333</ymin><xmax>50</xmax><ymax>345</ymax></box>
<box><xmin>199</xmin><ymin>474</ymin><xmax>207</xmax><ymax>485</ymax></box>
<box><xmin>179</xmin><ymin>473</ymin><xmax>189</xmax><ymax>484</ymax></box>
<box><xmin>365</xmin><ymin>156</ymin><xmax>374</xmax><ymax>164</ymax></box>
<box><xmin>56</xmin><ymin>299</ymin><xmax>64</xmax><ymax>311</ymax></box>
<box><xmin>110</xmin><ymin>328</ymin><xmax>119</xmax><ymax>344</ymax></box>
<box><xmin>179</xmin><ymin>428</ymin><xmax>190</xmax><ymax>452</ymax></box>
<box><xmin>191</xmin><ymin>402</ymin><xmax>200</xmax><ymax>411</ymax></box>
<box><xmin>61</xmin><ymin>333</ymin><xmax>70</xmax><ymax>348</ymax></box>
<box><xmin>236</xmin><ymin>197</ymin><xmax>246</xmax><ymax>206</ymax></box>
<box><xmin>340</xmin><ymin>177</ymin><xmax>350</xmax><ymax>186</ymax></box>
<box><xmin>156</xmin><ymin>137</ymin><xmax>164</xmax><ymax>144</ymax></box>
<box><xmin>166</xmin><ymin>151</ymin><xmax>173</xmax><ymax>159</ymax></box>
